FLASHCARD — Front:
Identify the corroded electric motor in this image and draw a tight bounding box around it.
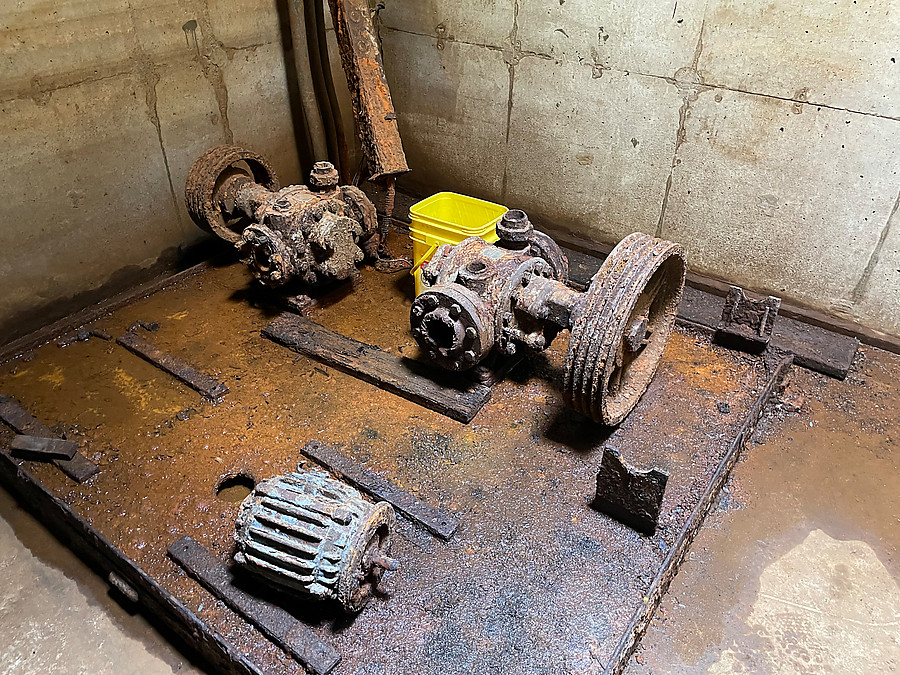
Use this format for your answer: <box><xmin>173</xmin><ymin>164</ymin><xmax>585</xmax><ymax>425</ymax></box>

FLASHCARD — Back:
<box><xmin>186</xmin><ymin>145</ymin><xmax>379</xmax><ymax>287</ymax></box>
<box><xmin>411</xmin><ymin>209</ymin><xmax>687</xmax><ymax>425</ymax></box>
<box><xmin>234</xmin><ymin>469</ymin><xmax>397</xmax><ymax>613</ymax></box>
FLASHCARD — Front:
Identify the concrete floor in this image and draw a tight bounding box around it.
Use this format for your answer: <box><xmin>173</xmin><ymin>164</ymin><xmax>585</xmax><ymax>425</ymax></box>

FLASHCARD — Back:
<box><xmin>0</xmin><ymin>345</ymin><xmax>897</xmax><ymax>674</ymax></box>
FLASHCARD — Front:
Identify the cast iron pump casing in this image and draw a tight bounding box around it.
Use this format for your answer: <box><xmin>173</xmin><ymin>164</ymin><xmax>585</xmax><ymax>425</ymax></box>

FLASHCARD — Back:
<box><xmin>186</xmin><ymin>145</ymin><xmax>380</xmax><ymax>287</ymax></box>
<box><xmin>410</xmin><ymin>210</ymin><xmax>687</xmax><ymax>426</ymax></box>
<box><xmin>234</xmin><ymin>469</ymin><xmax>398</xmax><ymax>613</ymax></box>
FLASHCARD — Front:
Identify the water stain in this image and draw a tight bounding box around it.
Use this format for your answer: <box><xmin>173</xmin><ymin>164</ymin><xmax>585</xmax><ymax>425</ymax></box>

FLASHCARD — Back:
<box><xmin>182</xmin><ymin>19</ymin><xmax>200</xmax><ymax>56</ymax></box>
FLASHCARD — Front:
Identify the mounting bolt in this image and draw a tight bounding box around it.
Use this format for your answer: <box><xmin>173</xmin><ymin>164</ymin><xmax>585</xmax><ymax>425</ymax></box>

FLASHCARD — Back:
<box><xmin>450</xmin><ymin>304</ymin><xmax>461</xmax><ymax>318</ymax></box>
<box><xmin>465</xmin><ymin>326</ymin><xmax>477</xmax><ymax>340</ymax></box>
<box><xmin>308</xmin><ymin>161</ymin><xmax>340</xmax><ymax>190</ymax></box>
<box><xmin>412</xmin><ymin>305</ymin><xmax>424</xmax><ymax>317</ymax></box>
<box><xmin>496</xmin><ymin>209</ymin><xmax>534</xmax><ymax>249</ymax></box>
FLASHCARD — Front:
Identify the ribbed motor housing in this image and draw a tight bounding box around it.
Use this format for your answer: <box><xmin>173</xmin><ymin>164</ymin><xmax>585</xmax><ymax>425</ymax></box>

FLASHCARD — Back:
<box><xmin>234</xmin><ymin>470</ymin><xmax>395</xmax><ymax>612</ymax></box>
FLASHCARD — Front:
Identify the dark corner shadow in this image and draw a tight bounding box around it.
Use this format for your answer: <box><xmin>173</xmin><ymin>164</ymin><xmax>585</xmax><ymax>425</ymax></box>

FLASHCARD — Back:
<box><xmin>229</xmin><ymin>562</ymin><xmax>361</xmax><ymax>633</ymax></box>
<box><xmin>543</xmin><ymin>406</ymin><xmax>616</xmax><ymax>455</ymax></box>
<box><xmin>228</xmin><ymin>276</ymin><xmax>360</xmax><ymax>318</ymax></box>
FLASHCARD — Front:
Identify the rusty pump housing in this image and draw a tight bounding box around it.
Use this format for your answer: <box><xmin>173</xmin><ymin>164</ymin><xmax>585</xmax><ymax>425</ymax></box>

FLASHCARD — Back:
<box><xmin>186</xmin><ymin>145</ymin><xmax>380</xmax><ymax>287</ymax></box>
<box><xmin>411</xmin><ymin>210</ymin><xmax>687</xmax><ymax>426</ymax></box>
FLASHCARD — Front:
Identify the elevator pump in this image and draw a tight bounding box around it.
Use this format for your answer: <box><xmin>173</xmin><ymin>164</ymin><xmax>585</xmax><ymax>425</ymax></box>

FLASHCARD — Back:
<box><xmin>186</xmin><ymin>145</ymin><xmax>380</xmax><ymax>287</ymax></box>
<box><xmin>410</xmin><ymin>210</ymin><xmax>687</xmax><ymax>426</ymax></box>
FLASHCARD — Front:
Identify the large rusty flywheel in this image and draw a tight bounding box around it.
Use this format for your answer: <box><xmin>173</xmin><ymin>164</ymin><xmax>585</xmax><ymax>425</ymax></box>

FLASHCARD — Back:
<box><xmin>563</xmin><ymin>233</ymin><xmax>686</xmax><ymax>425</ymax></box>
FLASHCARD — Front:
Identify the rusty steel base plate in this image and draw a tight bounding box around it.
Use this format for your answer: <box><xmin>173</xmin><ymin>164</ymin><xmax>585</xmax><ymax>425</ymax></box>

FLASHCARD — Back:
<box><xmin>0</xmin><ymin>247</ymin><xmax>788</xmax><ymax>675</ymax></box>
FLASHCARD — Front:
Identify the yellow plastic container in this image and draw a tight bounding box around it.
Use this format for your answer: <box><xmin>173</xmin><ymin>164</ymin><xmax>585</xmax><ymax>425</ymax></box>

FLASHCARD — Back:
<box><xmin>409</xmin><ymin>192</ymin><xmax>507</xmax><ymax>294</ymax></box>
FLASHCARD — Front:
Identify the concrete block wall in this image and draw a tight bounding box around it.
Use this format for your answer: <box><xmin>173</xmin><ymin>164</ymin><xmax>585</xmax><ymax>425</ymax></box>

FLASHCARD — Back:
<box><xmin>0</xmin><ymin>0</ymin><xmax>305</xmax><ymax>342</ymax></box>
<box><xmin>379</xmin><ymin>0</ymin><xmax>900</xmax><ymax>339</ymax></box>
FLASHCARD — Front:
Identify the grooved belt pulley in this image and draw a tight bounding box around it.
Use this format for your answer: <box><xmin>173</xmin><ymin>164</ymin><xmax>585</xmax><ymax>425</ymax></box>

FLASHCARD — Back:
<box><xmin>410</xmin><ymin>210</ymin><xmax>686</xmax><ymax>426</ymax></box>
<box><xmin>234</xmin><ymin>469</ymin><xmax>397</xmax><ymax>613</ymax></box>
<box><xmin>186</xmin><ymin>145</ymin><xmax>380</xmax><ymax>287</ymax></box>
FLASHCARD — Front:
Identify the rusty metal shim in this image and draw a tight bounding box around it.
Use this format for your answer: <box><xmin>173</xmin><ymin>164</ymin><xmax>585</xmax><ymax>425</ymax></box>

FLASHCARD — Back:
<box><xmin>10</xmin><ymin>435</ymin><xmax>78</xmax><ymax>461</ymax></box>
<box><xmin>327</xmin><ymin>0</ymin><xmax>408</xmax><ymax>180</ymax></box>
<box><xmin>116</xmin><ymin>332</ymin><xmax>229</xmax><ymax>400</ymax></box>
<box><xmin>299</xmin><ymin>440</ymin><xmax>459</xmax><ymax>540</ymax></box>
<box><xmin>592</xmin><ymin>448</ymin><xmax>668</xmax><ymax>536</ymax></box>
<box><xmin>168</xmin><ymin>537</ymin><xmax>341</xmax><ymax>675</ymax></box>
<box><xmin>0</xmin><ymin>395</ymin><xmax>98</xmax><ymax>483</ymax></box>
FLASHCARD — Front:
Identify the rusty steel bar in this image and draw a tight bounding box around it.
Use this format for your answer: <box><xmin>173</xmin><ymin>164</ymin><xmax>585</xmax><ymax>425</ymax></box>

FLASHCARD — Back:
<box><xmin>169</xmin><ymin>537</ymin><xmax>341</xmax><ymax>675</ymax></box>
<box><xmin>327</xmin><ymin>0</ymin><xmax>408</xmax><ymax>180</ymax></box>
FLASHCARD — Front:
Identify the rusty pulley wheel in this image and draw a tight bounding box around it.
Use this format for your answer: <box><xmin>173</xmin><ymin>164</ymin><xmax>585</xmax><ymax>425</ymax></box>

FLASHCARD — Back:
<box><xmin>185</xmin><ymin>145</ymin><xmax>280</xmax><ymax>243</ymax></box>
<box><xmin>563</xmin><ymin>233</ymin><xmax>686</xmax><ymax>426</ymax></box>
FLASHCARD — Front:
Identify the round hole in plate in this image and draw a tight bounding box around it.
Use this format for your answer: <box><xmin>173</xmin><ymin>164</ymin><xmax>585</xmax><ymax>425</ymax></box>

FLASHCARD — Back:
<box><xmin>216</xmin><ymin>473</ymin><xmax>255</xmax><ymax>503</ymax></box>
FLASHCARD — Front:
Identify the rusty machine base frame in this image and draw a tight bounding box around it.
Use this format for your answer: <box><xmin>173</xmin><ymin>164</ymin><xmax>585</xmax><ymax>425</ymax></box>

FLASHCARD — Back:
<box><xmin>0</xmin><ymin>250</ymin><xmax>790</xmax><ymax>675</ymax></box>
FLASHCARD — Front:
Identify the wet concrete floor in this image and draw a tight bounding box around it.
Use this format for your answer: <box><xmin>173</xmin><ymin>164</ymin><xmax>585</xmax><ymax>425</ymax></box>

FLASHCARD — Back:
<box><xmin>626</xmin><ymin>346</ymin><xmax>900</xmax><ymax>674</ymax></box>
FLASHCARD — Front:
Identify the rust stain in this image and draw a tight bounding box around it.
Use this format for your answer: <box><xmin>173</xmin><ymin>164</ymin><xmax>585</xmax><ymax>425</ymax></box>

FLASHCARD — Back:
<box><xmin>0</xmin><ymin>233</ymin><xmax>773</xmax><ymax>673</ymax></box>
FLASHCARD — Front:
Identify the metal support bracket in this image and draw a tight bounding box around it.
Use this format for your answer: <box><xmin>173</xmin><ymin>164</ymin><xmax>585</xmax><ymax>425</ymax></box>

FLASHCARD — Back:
<box><xmin>716</xmin><ymin>285</ymin><xmax>781</xmax><ymax>353</ymax></box>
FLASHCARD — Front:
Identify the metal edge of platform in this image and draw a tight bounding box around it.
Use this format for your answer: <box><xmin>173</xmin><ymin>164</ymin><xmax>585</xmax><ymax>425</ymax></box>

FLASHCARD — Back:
<box><xmin>603</xmin><ymin>353</ymin><xmax>794</xmax><ymax>675</ymax></box>
<box><xmin>0</xmin><ymin>449</ymin><xmax>269</xmax><ymax>675</ymax></box>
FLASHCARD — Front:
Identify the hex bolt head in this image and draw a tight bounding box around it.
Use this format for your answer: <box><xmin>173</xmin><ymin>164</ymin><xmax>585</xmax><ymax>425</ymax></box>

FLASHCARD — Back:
<box><xmin>308</xmin><ymin>161</ymin><xmax>340</xmax><ymax>190</ymax></box>
<box><xmin>464</xmin><ymin>350</ymin><xmax>476</xmax><ymax>362</ymax></box>
<box><xmin>496</xmin><ymin>209</ymin><xmax>534</xmax><ymax>249</ymax></box>
<box><xmin>449</xmin><ymin>304</ymin><xmax>461</xmax><ymax>318</ymax></box>
<box><xmin>412</xmin><ymin>305</ymin><xmax>424</xmax><ymax>317</ymax></box>
<box><xmin>465</xmin><ymin>326</ymin><xmax>477</xmax><ymax>340</ymax></box>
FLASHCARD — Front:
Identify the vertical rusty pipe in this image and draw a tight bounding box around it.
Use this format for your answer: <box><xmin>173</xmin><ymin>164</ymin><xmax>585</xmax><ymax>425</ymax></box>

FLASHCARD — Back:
<box><xmin>314</xmin><ymin>0</ymin><xmax>351</xmax><ymax>182</ymax></box>
<box><xmin>304</xmin><ymin>0</ymin><xmax>340</xmax><ymax>169</ymax></box>
<box><xmin>287</xmin><ymin>0</ymin><xmax>329</xmax><ymax>161</ymax></box>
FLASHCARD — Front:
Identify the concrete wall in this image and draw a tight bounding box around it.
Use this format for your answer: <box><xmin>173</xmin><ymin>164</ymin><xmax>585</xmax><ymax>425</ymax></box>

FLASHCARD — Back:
<box><xmin>0</xmin><ymin>0</ymin><xmax>308</xmax><ymax>342</ymax></box>
<box><xmin>2</xmin><ymin>0</ymin><xmax>898</xmax><ymax>342</ymax></box>
<box><xmin>378</xmin><ymin>0</ymin><xmax>900</xmax><ymax>339</ymax></box>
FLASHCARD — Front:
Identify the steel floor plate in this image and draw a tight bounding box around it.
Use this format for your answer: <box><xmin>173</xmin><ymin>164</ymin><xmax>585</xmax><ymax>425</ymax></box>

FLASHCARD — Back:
<box><xmin>0</xmin><ymin>256</ymin><xmax>786</xmax><ymax>675</ymax></box>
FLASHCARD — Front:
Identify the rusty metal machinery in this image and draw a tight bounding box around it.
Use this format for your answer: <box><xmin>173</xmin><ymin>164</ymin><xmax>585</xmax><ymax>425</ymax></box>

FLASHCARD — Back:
<box><xmin>410</xmin><ymin>210</ymin><xmax>687</xmax><ymax>426</ymax></box>
<box><xmin>234</xmin><ymin>469</ymin><xmax>398</xmax><ymax>613</ymax></box>
<box><xmin>186</xmin><ymin>145</ymin><xmax>380</xmax><ymax>287</ymax></box>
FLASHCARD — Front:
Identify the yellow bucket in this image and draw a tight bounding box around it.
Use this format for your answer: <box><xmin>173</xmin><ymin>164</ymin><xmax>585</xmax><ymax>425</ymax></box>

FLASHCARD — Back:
<box><xmin>409</xmin><ymin>192</ymin><xmax>507</xmax><ymax>294</ymax></box>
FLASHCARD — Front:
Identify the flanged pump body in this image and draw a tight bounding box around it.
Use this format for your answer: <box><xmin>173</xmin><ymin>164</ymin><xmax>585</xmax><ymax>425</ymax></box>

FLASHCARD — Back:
<box><xmin>186</xmin><ymin>145</ymin><xmax>380</xmax><ymax>287</ymax></box>
<box><xmin>410</xmin><ymin>210</ymin><xmax>687</xmax><ymax>426</ymax></box>
<box><xmin>234</xmin><ymin>469</ymin><xmax>398</xmax><ymax>613</ymax></box>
